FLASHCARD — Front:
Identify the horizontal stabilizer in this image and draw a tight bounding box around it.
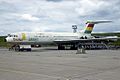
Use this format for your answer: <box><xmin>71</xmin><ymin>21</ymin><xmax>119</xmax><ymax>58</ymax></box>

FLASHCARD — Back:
<box><xmin>86</xmin><ymin>20</ymin><xmax>112</xmax><ymax>24</ymax></box>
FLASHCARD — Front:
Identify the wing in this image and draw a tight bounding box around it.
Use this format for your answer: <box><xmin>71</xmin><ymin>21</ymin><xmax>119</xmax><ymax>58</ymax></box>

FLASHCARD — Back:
<box><xmin>54</xmin><ymin>37</ymin><xmax>120</xmax><ymax>44</ymax></box>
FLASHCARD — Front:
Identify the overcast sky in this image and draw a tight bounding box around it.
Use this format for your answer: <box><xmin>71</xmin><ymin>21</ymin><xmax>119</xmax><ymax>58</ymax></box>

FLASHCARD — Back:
<box><xmin>0</xmin><ymin>0</ymin><xmax>120</xmax><ymax>35</ymax></box>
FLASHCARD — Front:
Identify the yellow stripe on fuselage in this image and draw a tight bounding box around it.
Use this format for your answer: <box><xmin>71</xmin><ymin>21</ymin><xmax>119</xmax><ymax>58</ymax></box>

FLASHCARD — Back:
<box><xmin>22</xmin><ymin>33</ymin><xmax>26</xmax><ymax>40</ymax></box>
<box><xmin>86</xmin><ymin>27</ymin><xmax>93</xmax><ymax>31</ymax></box>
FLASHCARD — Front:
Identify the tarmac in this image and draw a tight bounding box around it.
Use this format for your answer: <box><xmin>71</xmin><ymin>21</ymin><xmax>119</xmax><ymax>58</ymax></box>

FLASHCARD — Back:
<box><xmin>0</xmin><ymin>47</ymin><xmax>120</xmax><ymax>80</ymax></box>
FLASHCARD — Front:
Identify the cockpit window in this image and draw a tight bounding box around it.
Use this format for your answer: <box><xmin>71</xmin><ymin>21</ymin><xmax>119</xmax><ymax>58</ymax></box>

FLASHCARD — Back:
<box><xmin>8</xmin><ymin>34</ymin><xmax>12</xmax><ymax>37</ymax></box>
<box><xmin>15</xmin><ymin>35</ymin><xmax>18</xmax><ymax>37</ymax></box>
<box><xmin>8</xmin><ymin>34</ymin><xmax>18</xmax><ymax>37</ymax></box>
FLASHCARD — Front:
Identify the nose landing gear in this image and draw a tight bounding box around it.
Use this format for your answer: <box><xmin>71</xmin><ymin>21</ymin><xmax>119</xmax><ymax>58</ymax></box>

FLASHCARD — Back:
<box><xmin>9</xmin><ymin>45</ymin><xmax>31</xmax><ymax>51</ymax></box>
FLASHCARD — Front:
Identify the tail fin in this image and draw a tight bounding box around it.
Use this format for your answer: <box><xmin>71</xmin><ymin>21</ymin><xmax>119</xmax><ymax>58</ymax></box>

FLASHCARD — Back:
<box><xmin>84</xmin><ymin>20</ymin><xmax>112</xmax><ymax>34</ymax></box>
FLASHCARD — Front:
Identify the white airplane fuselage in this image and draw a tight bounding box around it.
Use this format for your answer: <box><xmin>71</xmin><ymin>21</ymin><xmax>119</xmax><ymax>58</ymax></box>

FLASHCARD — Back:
<box><xmin>6</xmin><ymin>32</ymin><xmax>91</xmax><ymax>45</ymax></box>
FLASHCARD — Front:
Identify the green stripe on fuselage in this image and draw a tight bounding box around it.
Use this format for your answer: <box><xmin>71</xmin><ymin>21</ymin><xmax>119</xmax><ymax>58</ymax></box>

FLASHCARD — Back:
<box><xmin>84</xmin><ymin>30</ymin><xmax>92</xmax><ymax>33</ymax></box>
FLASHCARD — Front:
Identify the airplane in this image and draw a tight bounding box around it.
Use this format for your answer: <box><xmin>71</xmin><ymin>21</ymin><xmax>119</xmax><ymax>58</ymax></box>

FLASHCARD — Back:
<box><xmin>5</xmin><ymin>20</ymin><xmax>120</xmax><ymax>51</ymax></box>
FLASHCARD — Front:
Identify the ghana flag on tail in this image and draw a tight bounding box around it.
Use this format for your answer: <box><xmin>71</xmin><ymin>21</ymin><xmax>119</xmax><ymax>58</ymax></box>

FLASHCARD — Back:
<box><xmin>84</xmin><ymin>23</ymin><xmax>94</xmax><ymax>34</ymax></box>
<box><xmin>84</xmin><ymin>20</ymin><xmax>112</xmax><ymax>34</ymax></box>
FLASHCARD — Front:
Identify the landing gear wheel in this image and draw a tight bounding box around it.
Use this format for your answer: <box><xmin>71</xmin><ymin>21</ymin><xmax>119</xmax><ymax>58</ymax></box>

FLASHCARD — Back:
<box><xmin>58</xmin><ymin>45</ymin><xmax>65</xmax><ymax>50</ymax></box>
<box><xmin>70</xmin><ymin>45</ymin><xmax>77</xmax><ymax>50</ymax></box>
<box><xmin>15</xmin><ymin>45</ymin><xmax>20</xmax><ymax>51</ymax></box>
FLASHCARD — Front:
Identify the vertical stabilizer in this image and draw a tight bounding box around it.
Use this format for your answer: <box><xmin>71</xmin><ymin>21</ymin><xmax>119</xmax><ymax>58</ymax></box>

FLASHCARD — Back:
<box><xmin>83</xmin><ymin>20</ymin><xmax>112</xmax><ymax>34</ymax></box>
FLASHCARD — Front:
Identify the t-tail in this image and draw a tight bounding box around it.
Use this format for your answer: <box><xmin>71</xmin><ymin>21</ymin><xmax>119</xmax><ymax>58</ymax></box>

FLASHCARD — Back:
<box><xmin>83</xmin><ymin>20</ymin><xmax>112</xmax><ymax>34</ymax></box>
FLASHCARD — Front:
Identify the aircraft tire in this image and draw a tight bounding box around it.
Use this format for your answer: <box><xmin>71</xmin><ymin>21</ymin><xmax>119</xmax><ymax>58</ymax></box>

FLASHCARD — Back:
<box><xmin>58</xmin><ymin>45</ymin><xmax>65</xmax><ymax>50</ymax></box>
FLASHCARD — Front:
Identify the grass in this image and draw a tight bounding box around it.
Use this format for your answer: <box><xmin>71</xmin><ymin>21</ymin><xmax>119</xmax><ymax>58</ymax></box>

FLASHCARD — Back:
<box><xmin>92</xmin><ymin>32</ymin><xmax>120</xmax><ymax>37</ymax></box>
<box><xmin>0</xmin><ymin>36</ymin><xmax>10</xmax><ymax>47</ymax></box>
<box><xmin>92</xmin><ymin>32</ymin><xmax>120</xmax><ymax>45</ymax></box>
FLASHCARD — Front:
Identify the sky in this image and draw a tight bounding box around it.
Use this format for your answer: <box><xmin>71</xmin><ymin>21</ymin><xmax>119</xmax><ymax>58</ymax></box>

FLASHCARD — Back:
<box><xmin>0</xmin><ymin>0</ymin><xmax>120</xmax><ymax>35</ymax></box>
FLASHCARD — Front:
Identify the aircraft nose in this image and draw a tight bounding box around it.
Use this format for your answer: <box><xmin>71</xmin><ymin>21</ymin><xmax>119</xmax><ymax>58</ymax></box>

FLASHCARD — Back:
<box><xmin>4</xmin><ymin>38</ymin><xmax>7</xmax><ymax>42</ymax></box>
<box><xmin>5</xmin><ymin>37</ymin><xmax>9</xmax><ymax>42</ymax></box>
<box><xmin>5</xmin><ymin>37</ymin><xmax>13</xmax><ymax>42</ymax></box>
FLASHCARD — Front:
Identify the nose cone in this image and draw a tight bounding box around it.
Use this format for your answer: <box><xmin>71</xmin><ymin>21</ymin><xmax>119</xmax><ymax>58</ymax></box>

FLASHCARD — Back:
<box><xmin>5</xmin><ymin>37</ymin><xmax>13</xmax><ymax>42</ymax></box>
<box><xmin>5</xmin><ymin>37</ymin><xmax>9</xmax><ymax>42</ymax></box>
<box><xmin>4</xmin><ymin>38</ymin><xmax>7</xmax><ymax>42</ymax></box>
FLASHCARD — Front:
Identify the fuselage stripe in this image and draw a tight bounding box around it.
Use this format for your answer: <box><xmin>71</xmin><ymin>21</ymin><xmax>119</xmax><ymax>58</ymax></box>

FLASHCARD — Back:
<box><xmin>22</xmin><ymin>33</ymin><xmax>26</xmax><ymax>40</ymax></box>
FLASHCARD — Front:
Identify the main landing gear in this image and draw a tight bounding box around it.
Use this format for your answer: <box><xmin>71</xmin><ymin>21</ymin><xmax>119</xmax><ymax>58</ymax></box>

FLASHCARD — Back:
<box><xmin>58</xmin><ymin>44</ymin><xmax>77</xmax><ymax>50</ymax></box>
